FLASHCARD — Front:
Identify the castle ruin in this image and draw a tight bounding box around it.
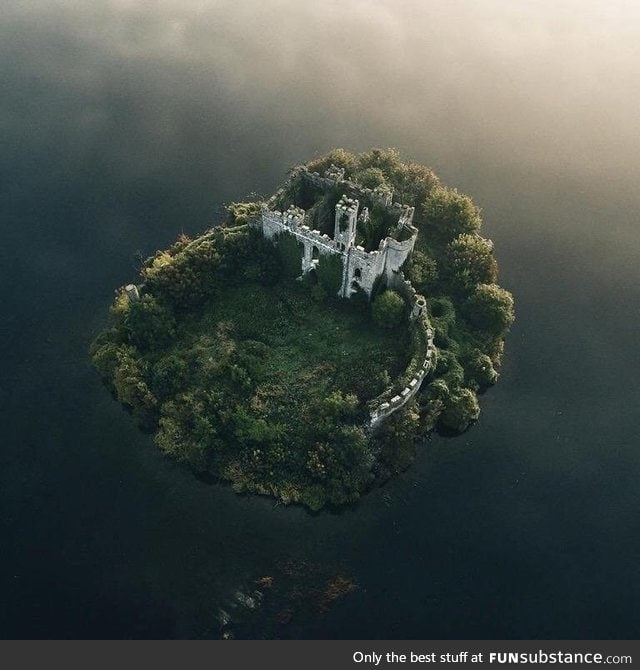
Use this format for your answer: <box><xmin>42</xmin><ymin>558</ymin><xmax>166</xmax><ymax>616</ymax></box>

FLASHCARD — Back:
<box><xmin>251</xmin><ymin>164</ymin><xmax>437</xmax><ymax>429</ymax></box>
<box><xmin>253</xmin><ymin>165</ymin><xmax>421</xmax><ymax>301</ymax></box>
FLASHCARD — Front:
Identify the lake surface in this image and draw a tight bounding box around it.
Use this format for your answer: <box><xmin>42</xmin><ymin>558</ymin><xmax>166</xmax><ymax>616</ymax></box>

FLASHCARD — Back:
<box><xmin>1</xmin><ymin>0</ymin><xmax>639</xmax><ymax>638</ymax></box>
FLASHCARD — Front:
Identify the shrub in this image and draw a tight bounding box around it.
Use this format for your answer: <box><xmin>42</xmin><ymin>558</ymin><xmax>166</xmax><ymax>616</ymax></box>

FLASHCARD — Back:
<box><xmin>446</xmin><ymin>234</ymin><xmax>497</xmax><ymax>292</ymax></box>
<box><xmin>276</xmin><ymin>231</ymin><xmax>303</xmax><ymax>279</ymax></box>
<box><xmin>141</xmin><ymin>237</ymin><xmax>222</xmax><ymax>312</ymax></box>
<box><xmin>306</xmin><ymin>148</ymin><xmax>357</xmax><ymax>177</ymax></box>
<box><xmin>407</xmin><ymin>249</ymin><xmax>438</xmax><ymax>291</ymax></box>
<box><xmin>439</xmin><ymin>388</ymin><xmax>480</xmax><ymax>432</ymax></box>
<box><xmin>464</xmin><ymin>283</ymin><xmax>515</xmax><ymax>336</ymax></box>
<box><xmin>125</xmin><ymin>294</ymin><xmax>176</xmax><ymax>351</ymax></box>
<box><xmin>357</xmin><ymin>167</ymin><xmax>388</xmax><ymax>189</ymax></box>
<box><xmin>316</xmin><ymin>253</ymin><xmax>344</xmax><ymax>295</ymax></box>
<box><xmin>392</xmin><ymin>161</ymin><xmax>441</xmax><ymax>208</ymax></box>
<box><xmin>463</xmin><ymin>349</ymin><xmax>498</xmax><ymax>388</ymax></box>
<box><xmin>226</xmin><ymin>201</ymin><xmax>262</xmax><ymax>226</ymax></box>
<box><xmin>372</xmin><ymin>289</ymin><xmax>405</xmax><ymax>329</ymax></box>
<box><xmin>356</xmin><ymin>148</ymin><xmax>402</xmax><ymax>177</ymax></box>
<box><xmin>424</xmin><ymin>186</ymin><xmax>482</xmax><ymax>241</ymax></box>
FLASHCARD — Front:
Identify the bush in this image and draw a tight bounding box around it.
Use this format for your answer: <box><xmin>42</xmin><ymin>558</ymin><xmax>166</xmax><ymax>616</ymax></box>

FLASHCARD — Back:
<box><xmin>463</xmin><ymin>349</ymin><xmax>498</xmax><ymax>388</ymax></box>
<box><xmin>439</xmin><ymin>388</ymin><xmax>480</xmax><ymax>432</ymax></box>
<box><xmin>464</xmin><ymin>283</ymin><xmax>515</xmax><ymax>336</ymax></box>
<box><xmin>424</xmin><ymin>186</ymin><xmax>482</xmax><ymax>241</ymax></box>
<box><xmin>446</xmin><ymin>234</ymin><xmax>497</xmax><ymax>292</ymax></box>
<box><xmin>276</xmin><ymin>231</ymin><xmax>303</xmax><ymax>279</ymax></box>
<box><xmin>226</xmin><ymin>201</ymin><xmax>262</xmax><ymax>226</ymax></box>
<box><xmin>316</xmin><ymin>253</ymin><xmax>344</xmax><ymax>295</ymax></box>
<box><xmin>392</xmin><ymin>161</ymin><xmax>441</xmax><ymax>208</ymax></box>
<box><xmin>372</xmin><ymin>289</ymin><xmax>405</xmax><ymax>329</ymax></box>
<box><xmin>125</xmin><ymin>294</ymin><xmax>176</xmax><ymax>351</ymax></box>
<box><xmin>357</xmin><ymin>167</ymin><xmax>387</xmax><ymax>189</ymax></box>
<box><xmin>112</xmin><ymin>347</ymin><xmax>158</xmax><ymax>426</ymax></box>
<box><xmin>141</xmin><ymin>237</ymin><xmax>222</xmax><ymax>312</ymax></box>
<box><xmin>356</xmin><ymin>148</ymin><xmax>402</xmax><ymax>177</ymax></box>
<box><xmin>306</xmin><ymin>148</ymin><xmax>357</xmax><ymax>177</ymax></box>
<box><xmin>407</xmin><ymin>249</ymin><xmax>438</xmax><ymax>291</ymax></box>
<box><xmin>90</xmin><ymin>335</ymin><xmax>122</xmax><ymax>380</ymax></box>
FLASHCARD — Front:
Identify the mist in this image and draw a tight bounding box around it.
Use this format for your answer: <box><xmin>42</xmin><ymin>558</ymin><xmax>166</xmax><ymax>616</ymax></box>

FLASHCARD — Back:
<box><xmin>2</xmin><ymin>0</ymin><xmax>639</xmax><ymax>639</ymax></box>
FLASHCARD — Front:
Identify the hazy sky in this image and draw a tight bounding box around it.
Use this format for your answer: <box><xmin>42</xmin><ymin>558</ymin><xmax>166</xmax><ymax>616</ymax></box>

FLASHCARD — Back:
<box><xmin>3</xmin><ymin>0</ymin><xmax>639</xmax><ymax>182</ymax></box>
<box><xmin>2</xmin><ymin>1</ymin><xmax>640</xmax><ymax>639</ymax></box>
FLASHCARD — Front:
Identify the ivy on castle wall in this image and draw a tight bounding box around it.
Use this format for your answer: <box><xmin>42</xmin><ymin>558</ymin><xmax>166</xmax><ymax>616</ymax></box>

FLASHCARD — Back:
<box><xmin>276</xmin><ymin>231</ymin><xmax>303</xmax><ymax>279</ymax></box>
<box><xmin>316</xmin><ymin>253</ymin><xmax>344</xmax><ymax>295</ymax></box>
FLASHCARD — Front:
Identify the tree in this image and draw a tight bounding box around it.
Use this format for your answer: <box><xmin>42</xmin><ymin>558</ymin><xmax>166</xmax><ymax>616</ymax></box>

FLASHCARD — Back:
<box><xmin>124</xmin><ymin>294</ymin><xmax>176</xmax><ymax>351</ymax></box>
<box><xmin>392</xmin><ymin>161</ymin><xmax>440</xmax><ymax>206</ymax></box>
<box><xmin>112</xmin><ymin>347</ymin><xmax>158</xmax><ymax>426</ymax></box>
<box><xmin>463</xmin><ymin>349</ymin><xmax>498</xmax><ymax>388</ymax></box>
<box><xmin>372</xmin><ymin>289</ymin><xmax>405</xmax><ymax>328</ymax></box>
<box><xmin>407</xmin><ymin>249</ymin><xmax>438</xmax><ymax>291</ymax></box>
<box><xmin>306</xmin><ymin>148</ymin><xmax>357</xmax><ymax>177</ymax></box>
<box><xmin>424</xmin><ymin>186</ymin><xmax>482</xmax><ymax>241</ymax></box>
<box><xmin>315</xmin><ymin>253</ymin><xmax>344</xmax><ymax>295</ymax></box>
<box><xmin>439</xmin><ymin>388</ymin><xmax>480</xmax><ymax>432</ymax></box>
<box><xmin>226</xmin><ymin>201</ymin><xmax>262</xmax><ymax>226</ymax></box>
<box><xmin>356</xmin><ymin>148</ymin><xmax>402</xmax><ymax>176</ymax></box>
<box><xmin>464</xmin><ymin>283</ymin><xmax>515</xmax><ymax>336</ymax></box>
<box><xmin>152</xmin><ymin>354</ymin><xmax>190</xmax><ymax>399</ymax></box>
<box><xmin>357</xmin><ymin>167</ymin><xmax>387</xmax><ymax>189</ymax></box>
<box><xmin>446</xmin><ymin>233</ymin><xmax>497</xmax><ymax>291</ymax></box>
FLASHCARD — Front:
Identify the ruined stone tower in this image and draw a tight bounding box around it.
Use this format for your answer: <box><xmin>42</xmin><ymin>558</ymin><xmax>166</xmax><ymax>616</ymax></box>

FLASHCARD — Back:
<box><xmin>333</xmin><ymin>196</ymin><xmax>359</xmax><ymax>251</ymax></box>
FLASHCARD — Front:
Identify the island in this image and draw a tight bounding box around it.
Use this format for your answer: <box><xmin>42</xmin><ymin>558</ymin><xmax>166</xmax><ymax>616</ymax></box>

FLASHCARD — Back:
<box><xmin>91</xmin><ymin>148</ymin><xmax>514</xmax><ymax>510</ymax></box>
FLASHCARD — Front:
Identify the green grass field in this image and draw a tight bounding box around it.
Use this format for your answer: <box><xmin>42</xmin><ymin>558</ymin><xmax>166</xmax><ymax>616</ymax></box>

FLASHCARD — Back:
<box><xmin>180</xmin><ymin>281</ymin><xmax>410</xmax><ymax>420</ymax></box>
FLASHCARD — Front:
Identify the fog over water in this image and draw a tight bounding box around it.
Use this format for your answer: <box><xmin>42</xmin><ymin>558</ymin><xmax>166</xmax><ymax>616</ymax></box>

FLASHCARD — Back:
<box><xmin>1</xmin><ymin>1</ymin><xmax>639</xmax><ymax>638</ymax></box>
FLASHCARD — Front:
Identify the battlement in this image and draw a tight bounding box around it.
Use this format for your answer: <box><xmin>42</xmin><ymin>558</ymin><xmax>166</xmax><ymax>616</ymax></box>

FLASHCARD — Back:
<box><xmin>254</xmin><ymin>164</ymin><xmax>421</xmax><ymax>303</ymax></box>
<box><xmin>298</xmin><ymin>165</ymin><xmax>412</xmax><ymax>216</ymax></box>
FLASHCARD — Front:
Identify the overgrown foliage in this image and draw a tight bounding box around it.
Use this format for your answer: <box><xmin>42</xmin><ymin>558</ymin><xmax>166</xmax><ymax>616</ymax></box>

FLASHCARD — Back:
<box><xmin>91</xmin><ymin>148</ymin><xmax>514</xmax><ymax>509</ymax></box>
<box><xmin>372</xmin><ymin>290</ymin><xmax>405</xmax><ymax>329</ymax></box>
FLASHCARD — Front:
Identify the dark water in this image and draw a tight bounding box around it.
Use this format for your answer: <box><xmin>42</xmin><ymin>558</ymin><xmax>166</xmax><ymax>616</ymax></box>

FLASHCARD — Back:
<box><xmin>2</xmin><ymin>0</ymin><xmax>639</xmax><ymax>638</ymax></box>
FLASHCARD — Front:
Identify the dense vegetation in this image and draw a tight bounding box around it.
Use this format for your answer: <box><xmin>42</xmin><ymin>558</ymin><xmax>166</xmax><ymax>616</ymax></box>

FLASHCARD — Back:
<box><xmin>302</xmin><ymin>148</ymin><xmax>514</xmax><ymax>436</ymax></box>
<box><xmin>91</xmin><ymin>149</ymin><xmax>514</xmax><ymax>509</ymax></box>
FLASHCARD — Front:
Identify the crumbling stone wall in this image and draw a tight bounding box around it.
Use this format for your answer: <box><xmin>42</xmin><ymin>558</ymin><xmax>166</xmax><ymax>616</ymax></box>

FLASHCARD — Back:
<box><xmin>253</xmin><ymin>165</ymin><xmax>418</xmax><ymax>299</ymax></box>
<box><xmin>250</xmin><ymin>165</ymin><xmax>436</xmax><ymax>429</ymax></box>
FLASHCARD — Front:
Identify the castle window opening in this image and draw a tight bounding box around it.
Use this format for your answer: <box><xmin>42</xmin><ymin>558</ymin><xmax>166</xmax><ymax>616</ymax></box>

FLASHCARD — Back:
<box><xmin>312</xmin><ymin>245</ymin><xmax>319</xmax><ymax>260</ymax></box>
<box><xmin>354</xmin><ymin>268</ymin><xmax>362</xmax><ymax>279</ymax></box>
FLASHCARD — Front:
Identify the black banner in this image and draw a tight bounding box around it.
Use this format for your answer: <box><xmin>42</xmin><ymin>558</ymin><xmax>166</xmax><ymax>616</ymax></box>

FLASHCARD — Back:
<box><xmin>1</xmin><ymin>640</ymin><xmax>638</xmax><ymax>670</ymax></box>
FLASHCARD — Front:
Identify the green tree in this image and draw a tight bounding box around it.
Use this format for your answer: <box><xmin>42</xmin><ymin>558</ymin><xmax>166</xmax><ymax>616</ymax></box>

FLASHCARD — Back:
<box><xmin>90</xmin><ymin>335</ymin><xmax>122</xmax><ymax>380</ymax></box>
<box><xmin>439</xmin><ymin>388</ymin><xmax>480</xmax><ymax>432</ymax></box>
<box><xmin>306</xmin><ymin>148</ymin><xmax>357</xmax><ymax>177</ymax></box>
<box><xmin>226</xmin><ymin>201</ymin><xmax>262</xmax><ymax>226</ymax></box>
<box><xmin>356</xmin><ymin>148</ymin><xmax>402</xmax><ymax>177</ymax></box>
<box><xmin>424</xmin><ymin>186</ymin><xmax>482</xmax><ymax>241</ymax></box>
<box><xmin>446</xmin><ymin>233</ymin><xmax>497</xmax><ymax>291</ymax></box>
<box><xmin>464</xmin><ymin>283</ymin><xmax>515</xmax><ymax>336</ymax></box>
<box><xmin>151</xmin><ymin>354</ymin><xmax>190</xmax><ymax>399</ymax></box>
<box><xmin>112</xmin><ymin>347</ymin><xmax>158</xmax><ymax>426</ymax></box>
<box><xmin>463</xmin><ymin>349</ymin><xmax>498</xmax><ymax>388</ymax></box>
<box><xmin>372</xmin><ymin>289</ymin><xmax>405</xmax><ymax>329</ymax></box>
<box><xmin>125</xmin><ymin>294</ymin><xmax>176</xmax><ymax>351</ymax></box>
<box><xmin>357</xmin><ymin>167</ymin><xmax>387</xmax><ymax>189</ymax></box>
<box><xmin>407</xmin><ymin>249</ymin><xmax>438</xmax><ymax>291</ymax></box>
<box><xmin>392</xmin><ymin>161</ymin><xmax>440</xmax><ymax>206</ymax></box>
<box><xmin>316</xmin><ymin>253</ymin><xmax>344</xmax><ymax>295</ymax></box>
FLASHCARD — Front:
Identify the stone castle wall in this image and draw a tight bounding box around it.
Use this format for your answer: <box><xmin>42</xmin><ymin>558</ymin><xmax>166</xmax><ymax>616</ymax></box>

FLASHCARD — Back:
<box><xmin>251</xmin><ymin>164</ymin><xmax>435</xmax><ymax>429</ymax></box>
<box><xmin>367</xmin><ymin>272</ymin><xmax>435</xmax><ymax>430</ymax></box>
<box><xmin>254</xmin><ymin>166</ymin><xmax>418</xmax><ymax>299</ymax></box>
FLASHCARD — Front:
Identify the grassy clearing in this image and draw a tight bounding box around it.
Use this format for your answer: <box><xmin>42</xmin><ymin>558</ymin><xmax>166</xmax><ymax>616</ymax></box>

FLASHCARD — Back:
<box><xmin>181</xmin><ymin>281</ymin><xmax>409</xmax><ymax>418</ymax></box>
